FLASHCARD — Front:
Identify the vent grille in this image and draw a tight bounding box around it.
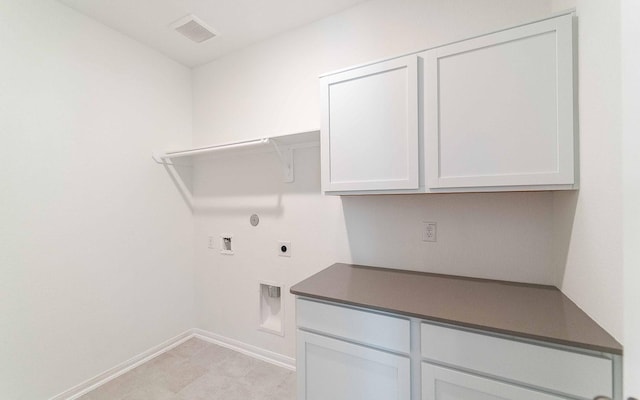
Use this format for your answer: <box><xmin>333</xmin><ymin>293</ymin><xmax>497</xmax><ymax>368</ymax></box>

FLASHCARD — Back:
<box><xmin>171</xmin><ymin>15</ymin><xmax>217</xmax><ymax>43</ymax></box>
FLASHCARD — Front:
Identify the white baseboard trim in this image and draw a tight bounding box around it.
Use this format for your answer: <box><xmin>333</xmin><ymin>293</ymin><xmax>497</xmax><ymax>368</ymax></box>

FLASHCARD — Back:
<box><xmin>192</xmin><ymin>328</ymin><xmax>296</xmax><ymax>371</ymax></box>
<box><xmin>50</xmin><ymin>329</ymin><xmax>295</xmax><ymax>399</ymax></box>
<box><xmin>49</xmin><ymin>330</ymin><xmax>193</xmax><ymax>400</ymax></box>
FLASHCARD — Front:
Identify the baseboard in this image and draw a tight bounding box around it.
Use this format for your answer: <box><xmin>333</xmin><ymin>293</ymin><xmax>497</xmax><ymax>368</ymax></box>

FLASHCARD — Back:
<box><xmin>50</xmin><ymin>329</ymin><xmax>295</xmax><ymax>399</ymax></box>
<box><xmin>49</xmin><ymin>330</ymin><xmax>193</xmax><ymax>400</ymax></box>
<box><xmin>192</xmin><ymin>328</ymin><xmax>296</xmax><ymax>371</ymax></box>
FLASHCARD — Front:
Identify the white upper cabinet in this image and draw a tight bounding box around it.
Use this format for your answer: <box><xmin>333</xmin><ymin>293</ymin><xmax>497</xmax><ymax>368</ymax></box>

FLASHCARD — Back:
<box><xmin>320</xmin><ymin>55</ymin><xmax>420</xmax><ymax>192</ymax></box>
<box><xmin>319</xmin><ymin>13</ymin><xmax>577</xmax><ymax>195</ymax></box>
<box><xmin>424</xmin><ymin>14</ymin><xmax>576</xmax><ymax>191</ymax></box>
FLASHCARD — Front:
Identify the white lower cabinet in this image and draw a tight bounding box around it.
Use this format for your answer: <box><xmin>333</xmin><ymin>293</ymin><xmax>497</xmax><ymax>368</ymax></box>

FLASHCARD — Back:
<box><xmin>422</xmin><ymin>364</ymin><xmax>567</xmax><ymax>400</ymax></box>
<box><xmin>296</xmin><ymin>298</ymin><xmax>619</xmax><ymax>400</ymax></box>
<box><xmin>297</xmin><ymin>330</ymin><xmax>411</xmax><ymax>400</ymax></box>
<box><xmin>296</xmin><ymin>299</ymin><xmax>411</xmax><ymax>400</ymax></box>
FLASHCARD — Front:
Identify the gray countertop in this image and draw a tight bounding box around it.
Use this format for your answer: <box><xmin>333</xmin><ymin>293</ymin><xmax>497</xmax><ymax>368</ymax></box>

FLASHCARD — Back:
<box><xmin>290</xmin><ymin>263</ymin><xmax>622</xmax><ymax>355</ymax></box>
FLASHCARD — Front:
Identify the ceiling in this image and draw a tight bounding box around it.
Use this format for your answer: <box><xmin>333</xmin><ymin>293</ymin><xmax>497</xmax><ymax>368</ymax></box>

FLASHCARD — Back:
<box><xmin>57</xmin><ymin>0</ymin><xmax>368</xmax><ymax>67</ymax></box>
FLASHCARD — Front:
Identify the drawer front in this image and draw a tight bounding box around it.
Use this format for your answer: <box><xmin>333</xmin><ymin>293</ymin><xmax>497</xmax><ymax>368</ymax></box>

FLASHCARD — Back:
<box><xmin>421</xmin><ymin>323</ymin><xmax>612</xmax><ymax>399</ymax></box>
<box><xmin>297</xmin><ymin>298</ymin><xmax>410</xmax><ymax>353</ymax></box>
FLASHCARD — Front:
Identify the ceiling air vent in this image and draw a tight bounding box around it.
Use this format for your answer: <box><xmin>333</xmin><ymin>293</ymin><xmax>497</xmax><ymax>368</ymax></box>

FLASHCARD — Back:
<box><xmin>170</xmin><ymin>15</ymin><xmax>217</xmax><ymax>43</ymax></box>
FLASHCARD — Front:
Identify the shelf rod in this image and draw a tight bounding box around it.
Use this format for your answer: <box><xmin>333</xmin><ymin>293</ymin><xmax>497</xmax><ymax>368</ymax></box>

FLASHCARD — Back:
<box><xmin>153</xmin><ymin>138</ymin><xmax>271</xmax><ymax>163</ymax></box>
<box><xmin>152</xmin><ymin>135</ymin><xmax>303</xmax><ymax>183</ymax></box>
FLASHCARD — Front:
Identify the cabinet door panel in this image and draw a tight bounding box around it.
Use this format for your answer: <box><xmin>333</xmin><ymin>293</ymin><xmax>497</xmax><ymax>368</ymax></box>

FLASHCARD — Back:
<box><xmin>298</xmin><ymin>330</ymin><xmax>410</xmax><ymax>400</ymax></box>
<box><xmin>422</xmin><ymin>363</ymin><xmax>568</xmax><ymax>400</ymax></box>
<box><xmin>321</xmin><ymin>55</ymin><xmax>419</xmax><ymax>192</ymax></box>
<box><xmin>425</xmin><ymin>14</ymin><xmax>575</xmax><ymax>189</ymax></box>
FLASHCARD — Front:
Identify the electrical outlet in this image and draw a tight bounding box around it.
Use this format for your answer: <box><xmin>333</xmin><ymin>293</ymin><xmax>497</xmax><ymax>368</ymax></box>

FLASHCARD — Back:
<box><xmin>208</xmin><ymin>236</ymin><xmax>215</xmax><ymax>249</ymax></box>
<box><xmin>278</xmin><ymin>241</ymin><xmax>291</xmax><ymax>257</ymax></box>
<box><xmin>422</xmin><ymin>222</ymin><xmax>437</xmax><ymax>242</ymax></box>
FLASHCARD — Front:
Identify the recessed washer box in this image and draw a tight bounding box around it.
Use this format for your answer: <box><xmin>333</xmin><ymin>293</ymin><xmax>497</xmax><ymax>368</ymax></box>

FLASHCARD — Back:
<box><xmin>259</xmin><ymin>281</ymin><xmax>284</xmax><ymax>336</ymax></box>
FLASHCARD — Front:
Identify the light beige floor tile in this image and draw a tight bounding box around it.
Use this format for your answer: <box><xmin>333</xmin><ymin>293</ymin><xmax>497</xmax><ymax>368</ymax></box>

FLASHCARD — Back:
<box><xmin>212</xmin><ymin>352</ymin><xmax>257</xmax><ymax>378</ymax></box>
<box><xmin>142</xmin><ymin>357</ymin><xmax>208</xmax><ymax>393</ymax></box>
<box><xmin>188</xmin><ymin>343</ymin><xmax>236</xmax><ymax>370</ymax></box>
<box><xmin>133</xmin><ymin>352</ymin><xmax>184</xmax><ymax>375</ymax></box>
<box><xmin>214</xmin><ymin>379</ymin><xmax>257</xmax><ymax>400</ymax></box>
<box><xmin>239</xmin><ymin>359</ymin><xmax>292</xmax><ymax>395</ymax></box>
<box><xmin>77</xmin><ymin>370</ymin><xmax>145</xmax><ymax>400</ymax></box>
<box><xmin>119</xmin><ymin>384</ymin><xmax>179</xmax><ymax>400</ymax></box>
<box><xmin>259</xmin><ymin>370</ymin><xmax>297</xmax><ymax>400</ymax></box>
<box><xmin>79</xmin><ymin>339</ymin><xmax>295</xmax><ymax>400</ymax></box>
<box><xmin>263</xmin><ymin>385</ymin><xmax>297</xmax><ymax>400</ymax></box>
<box><xmin>176</xmin><ymin>372</ymin><xmax>245</xmax><ymax>400</ymax></box>
<box><xmin>169</xmin><ymin>338</ymin><xmax>211</xmax><ymax>359</ymax></box>
<box><xmin>275</xmin><ymin>372</ymin><xmax>297</xmax><ymax>399</ymax></box>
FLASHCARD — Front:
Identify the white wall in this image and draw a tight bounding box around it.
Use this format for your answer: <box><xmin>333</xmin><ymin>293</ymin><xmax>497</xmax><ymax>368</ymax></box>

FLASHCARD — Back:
<box><xmin>622</xmin><ymin>0</ymin><xmax>640</xmax><ymax>394</ymax></box>
<box><xmin>193</xmin><ymin>149</ymin><xmax>350</xmax><ymax>358</ymax></box>
<box><xmin>0</xmin><ymin>1</ymin><xmax>195</xmax><ymax>398</ymax></box>
<box><xmin>551</xmin><ymin>0</ymin><xmax>624</xmax><ymax>341</ymax></box>
<box><xmin>193</xmin><ymin>0</ymin><xmax>552</xmax><ymax>145</ymax></box>
<box><xmin>192</xmin><ymin>0</ymin><xmax>558</xmax><ymax>360</ymax></box>
<box><xmin>0</xmin><ymin>0</ymin><xmax>628</xmax><ymax>396</ymax></box>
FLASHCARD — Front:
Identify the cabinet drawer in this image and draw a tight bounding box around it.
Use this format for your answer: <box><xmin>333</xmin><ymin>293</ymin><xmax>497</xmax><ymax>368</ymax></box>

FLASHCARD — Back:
<box><xmin>297</xmin><ymin>298</ymin><xmax>410</xmax><ymax>353</ymax></box>
<box><xmin>421</xmin><ymin>323</ymin><xmax>612</xmax><ymax>399</ymax></box>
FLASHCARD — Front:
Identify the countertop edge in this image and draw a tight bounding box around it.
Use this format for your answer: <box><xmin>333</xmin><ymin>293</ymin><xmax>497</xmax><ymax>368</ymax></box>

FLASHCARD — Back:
<box><xmin>290</xmin><ymin>291</ymin><xmax>623</xmax><ymax>355</ymax></box>
<box><xmin>290</xmin><ymin>263</ymin><xmax>623</xmax><ymax>356</ymax></box>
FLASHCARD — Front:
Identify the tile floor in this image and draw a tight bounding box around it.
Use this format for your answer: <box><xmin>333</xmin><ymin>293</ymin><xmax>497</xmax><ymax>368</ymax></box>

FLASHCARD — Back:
<box><xmin>79</xmin><ymin>338</ymin><xmax>296</xmax><ymax>400</ymax></box>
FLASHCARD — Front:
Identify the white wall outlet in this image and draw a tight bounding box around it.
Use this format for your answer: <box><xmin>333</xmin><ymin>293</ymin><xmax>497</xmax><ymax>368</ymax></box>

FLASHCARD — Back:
<box><xmin>208</xmin><ymin>236</ymin><xmax>215</xmax><ymax>249</ymax></box>
<box><xmin>220</xmin><ymin>234</ymin><xmax>234</xmax><ymax>255</ymax></box>
<box><xmin>422</xmin><ymin>222</ymin><xmax>437</xmax><ymax>242</ymax></box>
<box><xmin>278</xmin><ymin>241</ymin><xmax>291</xmax><ymax>257</ymax></box>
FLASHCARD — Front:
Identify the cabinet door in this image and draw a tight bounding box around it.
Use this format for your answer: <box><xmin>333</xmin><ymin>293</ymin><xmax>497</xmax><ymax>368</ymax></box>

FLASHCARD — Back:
<box><xmin>320</xmin><ymin>55</ymin><xmax>419</xmax><ymax>192</ymax></box>
<box><xmin>297</xmin><ymin>330</ymin><xmax>410</xmax><ymax>400</ymax></box>
<box><xmin>422</xmin><ymin>363</ymin><xmax>569</xmax><ymax>400</ymax></box>
<box><xmin>424</xmin><ymin>14</ymin><xmax>575</xmax><ymax>190</ymax></box>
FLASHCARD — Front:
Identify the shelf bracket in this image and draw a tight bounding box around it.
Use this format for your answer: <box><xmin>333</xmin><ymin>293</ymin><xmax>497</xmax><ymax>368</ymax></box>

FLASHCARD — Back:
<box><xmin>270</xmin><ymin>139</ymin><xmax>294</xmax><ymax>183</ymax></box>
<box><xmin>152</xmin><ymin>152</ymin><xmax>172</xmax><ymax>165</ymax></box>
